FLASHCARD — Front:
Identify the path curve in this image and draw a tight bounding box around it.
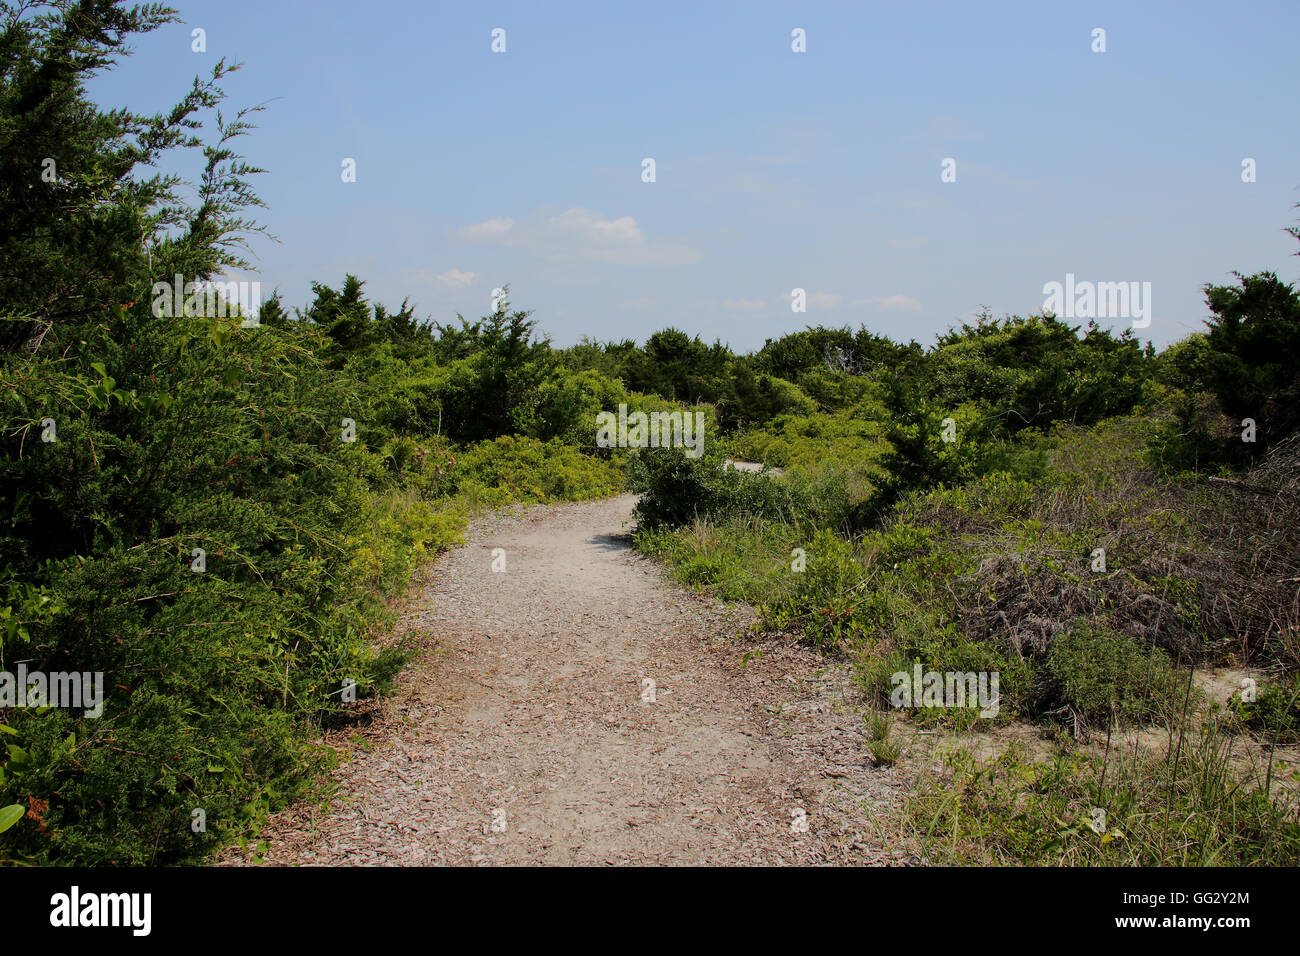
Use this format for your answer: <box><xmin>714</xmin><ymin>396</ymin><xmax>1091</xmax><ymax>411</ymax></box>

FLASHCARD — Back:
<box><xmin>224</xmin><ymin>495</ymin><xmax>904</xmax><ymax>866</ymax></box>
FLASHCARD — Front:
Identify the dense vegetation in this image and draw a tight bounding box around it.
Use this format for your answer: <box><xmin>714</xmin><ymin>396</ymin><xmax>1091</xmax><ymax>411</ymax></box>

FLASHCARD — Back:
<box><xmin>2</xmin><ymin>1</ymin><xmax>1295</xmax><ymax>867</ymax></box>
<box><xmin>620</xmin><ymin>255</ymin><xmax>1300</xmax><ymax>865</ymax></box>
<box><xmin>0</xmin><ymin>3</ymin><xmax>628</xmax><ymax>865</ymax></box>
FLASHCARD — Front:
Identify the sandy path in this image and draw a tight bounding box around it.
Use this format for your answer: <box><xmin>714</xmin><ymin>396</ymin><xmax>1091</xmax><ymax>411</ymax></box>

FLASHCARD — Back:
<box><xmin>224</xmin><ymin>495</ymin><xmax>905</xmax><ymax>866</ymax></box>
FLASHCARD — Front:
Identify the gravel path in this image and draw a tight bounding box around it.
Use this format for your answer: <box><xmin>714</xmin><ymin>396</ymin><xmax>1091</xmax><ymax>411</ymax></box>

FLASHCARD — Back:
<box><xmin>223</xmin><ymin>495</ymin><xmax>906</xmax><ymax>866</ymax></box>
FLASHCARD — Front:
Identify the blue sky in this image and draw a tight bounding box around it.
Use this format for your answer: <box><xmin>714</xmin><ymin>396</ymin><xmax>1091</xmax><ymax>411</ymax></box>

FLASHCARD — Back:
<box><xmin>88</xmin><ymin>0</ymin><xmax>1300</xmax><ymax>351</ymax></box>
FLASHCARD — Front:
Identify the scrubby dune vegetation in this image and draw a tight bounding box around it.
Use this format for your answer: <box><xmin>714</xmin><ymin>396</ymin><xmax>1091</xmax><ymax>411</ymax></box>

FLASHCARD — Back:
<box><xmin>1</xmin><ymin>1</ymin><xmax>1295</xmax><ymax>869</ymax></box>
<box><xmin>0</xmin><ymin>3</ymin><xmax>628</xmax><ymax>865</ymax></box>
<box><xmin>619</xmin><ymin>264</ymin><xmax>1300</xmax><ymax>865</ymax></box>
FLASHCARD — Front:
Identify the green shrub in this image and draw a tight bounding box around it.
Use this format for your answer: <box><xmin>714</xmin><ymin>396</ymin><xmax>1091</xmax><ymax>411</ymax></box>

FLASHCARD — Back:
<box><xmin>630</xmin><ymin>443</ymin><xmax>793</xmax><ymax>527</ymax></box>
<box><xmin>633</xmin><ymin>516</ymin><xmax>805</xmax><ymax>605</ymax></box>
<box><xmin>730</xmin><ymin>410</ymin><xmax>888</xmax><ymax>481</ymax></box>
<box><xmin>758</xmin><ymin>529</ymin><xmax>870</xmax><ymax>648</ymax></box>
<box><xmin>531</xmin><ymin>368</ymin><xmax>630</xmax><ymax>447</ymax></box>
<box><xmin>1234</xmin><ymin>673</ymin><xmax>1300</xmax><ymax>745</ymax></box>
<box><xmin>452</xmin><ymin>436</ymin><xmax>624</xmax><ymax>505</ymax></box>
<box><xmin>1043</xmin><ymin>624</ymin><xmax>1187</xmax><ymax>726</ymax></box>
<box><xmin>1199</xmin><ymin>270</ymin><xmax>1300</xmax><ymax>456</ymax></box>
<box><xmin>856</xmin><ymin>622</ymin><xmax>1030</xmax><ymax>727</ymax></box>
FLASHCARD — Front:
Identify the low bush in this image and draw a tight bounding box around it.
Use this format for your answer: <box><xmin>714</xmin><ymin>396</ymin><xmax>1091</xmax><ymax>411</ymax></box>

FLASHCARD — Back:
<box><xmin>1042</xmin><ymin>624</ymin><xmax>1187</xmax><ymax>728</ymax></box>
<box><xmin>1234</xmin><ymin>673</ymin><xmax>1300</xmax><ymax>745</ymax></box>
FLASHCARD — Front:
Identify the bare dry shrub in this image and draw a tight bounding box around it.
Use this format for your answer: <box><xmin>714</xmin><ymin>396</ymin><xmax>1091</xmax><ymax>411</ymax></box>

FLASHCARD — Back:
<box><xmin>902</xmin><ymin>420</ymin><xmax>1299</xmax><ymax>674</ymax></box>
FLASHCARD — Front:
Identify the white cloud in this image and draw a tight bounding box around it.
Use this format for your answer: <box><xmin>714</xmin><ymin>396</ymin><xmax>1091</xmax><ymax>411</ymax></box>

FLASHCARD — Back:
<box><xmin>458</xmin><ymin>207</ymin><xmax>699</xmax><ymax>266</ymax></box>
<box><xmin>461</xmin><ymin>217</ymin><xmax>515</xmax><ymax>240</ymax></box>
<box><xmin>553</xmin><ymin>207</ymin><xmax>642</xmax><ymax>245</ymax></box>
<box><xmin>434</xmin><ymin>268</ymin><xmax>477</xmax><ymax>288</ymax></box>
<box><xmin>808</xmin><ymin>291</ymin><xmax>843</xmax><ymax>309</ymax></box>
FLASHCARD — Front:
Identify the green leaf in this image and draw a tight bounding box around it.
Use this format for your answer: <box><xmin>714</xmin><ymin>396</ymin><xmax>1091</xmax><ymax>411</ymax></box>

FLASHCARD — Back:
<box><xmin>0</xmin><ymin>804</ymin><xmax>25</xmax><ymax>834</ymax></box>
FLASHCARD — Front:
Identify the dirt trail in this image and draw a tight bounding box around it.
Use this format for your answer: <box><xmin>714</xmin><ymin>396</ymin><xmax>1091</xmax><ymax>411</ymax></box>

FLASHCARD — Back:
<box><xmin>225</xmin><ymin>495</ymin><xmax>904</xmax><ymax>866</ymax></box>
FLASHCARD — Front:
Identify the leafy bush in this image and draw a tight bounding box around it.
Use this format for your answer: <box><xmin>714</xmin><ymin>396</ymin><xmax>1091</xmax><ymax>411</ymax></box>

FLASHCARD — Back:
<box><xmin>634</xmin><ymin>517</ymin><xmax>799</xmax><ymax>604</ymax></box>
<box><xmin>1234</xmin><ymin>673</ymin><xmax>1300</xmax><ymax>745</ymax></box>
<box><xmin>716</xmin><ymin>367</ymin><xmax>816</xmax><ymax>430</ymax></box>
<box><xmin>1043</xmin><ymin>624</ymin><xmax>1187</xmax><ymax>727</ymax></box>
<box><xmin>1199</xmin><ymin>270</ymin><xmax>1300</xmax><ymax>456</ymax></box>
<box><xmin>629</xmin><ymin>444</ymin><xmax>792</xmax><ymax>528</ymax></box>
<box><xmin>759</xmin><ymin>529</ymin><xmax>870</xmax><ymax>648</ymax></box>
<box><xmin>731</xmin><ymin>410</ymin><xmax>887</xmax><ymax>479</ymax></box>
<box><xmin>451</xmin><ymin>436</ymin><xmax>624</xmax><ymax>505</ymax></box>
<box><xmin>0</xmin><ymin>4</ymin><xmax>630</xmax><ymax>864</ymax></box>
<box><xmin>531</xmin><ymin>368</ymin><xmax>629</xmax><ymax>447</ymax></box>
